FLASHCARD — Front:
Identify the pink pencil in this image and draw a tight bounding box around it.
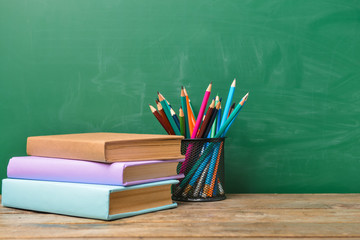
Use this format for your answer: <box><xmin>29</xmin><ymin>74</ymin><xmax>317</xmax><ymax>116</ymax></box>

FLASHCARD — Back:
<box><xmin>191</xmin><ymin>82</ymin><xmax>212</xmax><ymax>139</ymax></box>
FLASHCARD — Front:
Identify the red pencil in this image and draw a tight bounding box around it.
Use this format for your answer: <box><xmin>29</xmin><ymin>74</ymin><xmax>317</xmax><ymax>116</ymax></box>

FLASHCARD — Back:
<box><xmin>156</xmin><ymin>100</ymin><xmax>175</xmax><ymax>135</ymax></box>
<box><xmin>149</xmin><ymin>104</ymin><xmax>172</xmax><ymax>135</ymax></box>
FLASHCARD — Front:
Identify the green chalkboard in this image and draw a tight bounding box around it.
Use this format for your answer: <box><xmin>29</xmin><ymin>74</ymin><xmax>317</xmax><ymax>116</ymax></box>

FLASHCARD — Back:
<box><xmin>1</xmin><ymin>0</ymin><xmax>360</xmax><ymax>193</ymax></box>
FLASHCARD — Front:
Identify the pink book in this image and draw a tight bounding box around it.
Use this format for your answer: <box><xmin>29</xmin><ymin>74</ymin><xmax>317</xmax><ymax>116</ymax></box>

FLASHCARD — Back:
<box><xmin>7</xmin><ymin>156</ymin><xmax>184</xmax><ymax>186</ymax></box>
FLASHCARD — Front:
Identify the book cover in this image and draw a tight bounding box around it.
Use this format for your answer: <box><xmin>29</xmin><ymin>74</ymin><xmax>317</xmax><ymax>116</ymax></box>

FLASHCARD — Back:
<box><xmin>27</xmin><ymin>132</ymin><xmax>184</xmax><ymax>162</ymax></box>
<box><xmin>7</xmin><ymin>156</ymin><xmax>184</xmax><ymax>186</ymax></box>
<box><xmin>2</xmin><ymin>179</ymin><xmax>178</xmax><ymax>220</ymax></box>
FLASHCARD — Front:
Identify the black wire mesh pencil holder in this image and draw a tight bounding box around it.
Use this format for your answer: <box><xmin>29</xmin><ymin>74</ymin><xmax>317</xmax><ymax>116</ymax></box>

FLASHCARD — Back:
<box><xmin>172</xmin><ymin>137</ymin><xmax>226</xmax><ymax>202</ymax></box>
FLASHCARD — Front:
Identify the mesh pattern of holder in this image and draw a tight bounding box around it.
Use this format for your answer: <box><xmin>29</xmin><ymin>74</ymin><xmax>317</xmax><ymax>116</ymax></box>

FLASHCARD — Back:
<box><xmin>172</xmin><ymin>138</ymin><xmax>226</xmax><ymax>202</ymax></box>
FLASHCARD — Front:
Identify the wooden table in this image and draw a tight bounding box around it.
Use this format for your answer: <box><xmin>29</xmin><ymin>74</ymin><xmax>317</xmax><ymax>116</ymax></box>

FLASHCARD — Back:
<box><xmin>1</xmin><ymin>194</ymin><xmax>360</xmax><ymax>239</ymax></box>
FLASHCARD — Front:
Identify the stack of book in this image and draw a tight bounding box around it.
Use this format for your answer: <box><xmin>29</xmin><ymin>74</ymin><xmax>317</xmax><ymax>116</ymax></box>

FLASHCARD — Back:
<box><xmin>2</xmin><ymin>132</ymin><xmax>184</xmax><ymax>220</ymax></box>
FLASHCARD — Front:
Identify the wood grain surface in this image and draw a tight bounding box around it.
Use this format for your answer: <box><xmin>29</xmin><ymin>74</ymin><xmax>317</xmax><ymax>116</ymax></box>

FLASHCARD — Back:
<box><xmin>1</xmin><ymin>194</ymin><xmax>360</xmax><ymax>239</ymax></box>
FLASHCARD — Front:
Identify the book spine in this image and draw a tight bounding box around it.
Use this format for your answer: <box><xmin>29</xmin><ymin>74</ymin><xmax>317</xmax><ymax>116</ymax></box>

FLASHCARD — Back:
<box><xmin>1</xmin><ymin>179</ymin><xmax>110</xmax><ymax>220</ymax></box>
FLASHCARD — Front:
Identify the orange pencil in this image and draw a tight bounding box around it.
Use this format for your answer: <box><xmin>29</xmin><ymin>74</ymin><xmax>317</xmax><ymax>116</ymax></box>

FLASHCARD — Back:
<box><xmin>206</xmin><ymin>141</ymin><xmax>224</xmax><ymax>197</ymax></box>
<box><xmin>183</xmin><ymin>87</ymin><xmax>196</xmax><ymax>136</ymax></box>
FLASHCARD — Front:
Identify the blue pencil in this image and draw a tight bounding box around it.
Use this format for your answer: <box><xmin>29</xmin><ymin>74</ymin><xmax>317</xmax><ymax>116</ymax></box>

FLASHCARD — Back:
<box><xmin>219</xmin><ymin>79</ymin><xmax>236</xmax><ymax>135</ymax></box>
<box><xmin>170</xmin><ymin>108</ymin><xmax>181</xmax><ymax>131</ymax></box>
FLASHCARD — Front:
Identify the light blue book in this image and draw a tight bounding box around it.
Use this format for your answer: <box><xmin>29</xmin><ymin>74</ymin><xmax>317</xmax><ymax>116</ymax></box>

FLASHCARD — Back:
<box><xmin>2</xmin><ymin>178</ymin><xmax>178</xmax><ymax>220</ymax></box>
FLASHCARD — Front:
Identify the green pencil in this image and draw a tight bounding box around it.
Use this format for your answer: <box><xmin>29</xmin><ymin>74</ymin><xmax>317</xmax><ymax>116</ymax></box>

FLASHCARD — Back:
<box><xmin>214</xmin><ymin>92</ymin><xmax>248</xmax><ymax>138</ymax></box>
<box><xmin>179</xmin><ymin>107</ymin><xmax>185</xmax><ymax>137</ymax></box>
<box><xmin>158</xmin><ymin>92</ymin><xmax>181</xmax><ymax>135</ymax></box>
<box><xmin>181</xmin><ymin>87</ymin><xmax>190</xmax><ymax>138</ymax></box>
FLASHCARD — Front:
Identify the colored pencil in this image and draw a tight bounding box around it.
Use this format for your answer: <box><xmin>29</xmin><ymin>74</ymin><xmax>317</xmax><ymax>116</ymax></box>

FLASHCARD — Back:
<box><xmin>181</xmin><ymin>87</ymin><xmax>190</xmax><ymax>138</ymax></box>
<box><xmin>156</xmin><ymin>100</ymin><xmax>175</xmax><ymax>135</ymax></box>
<box><xmin>181</xmin><ymin>145</ymin><xmax>214</xmax><ymax>196</ymax></box>
<box><xmin>217</xmin><ymin>178</ymin><xmax>225</xmax><ymax>195</ymax></box>
<box><xmin>177</xmin><ymin>93</ymin><xmax>249</xmax><ymax>190</ymax></box>
<box><xmin>223</xmin><ymin>102</ymin><xmax>236</xmax><ymax>135</ymax></box>
<box><xmin>219</xmin><ymin>79</ymin><xmax>236</xmax><ymax>133</ymax></box>
<box><xmin>228</xmin><ymin>102</ymin><xmax>236</xmax><ymax>118</ymax></box>
<box><xmin>203</xmin><ymin>99</ymin><xmax>221</xmax><ymax>138</ymax></box>
<box><xmin>203</xmin><ymin>142</ymin><xmax>222</xmax><ymax>195</ymax></box>
<box><xmin>215</xmin><ymin>92</ymin><xmax>248</xmax><ymax>138</ymax></box>
<box><xmin>158</xmin><ymin>92</ymin><xmax>181</xmax><ymax>135</ymax></box>
<box><xmin>149</xmin><ymin>104</ymin><xmax>172</xmax><ymax>135</ymax></box>
<box><xmin>224</xmin><ymin>100</ymin><xmax>247</xmax><ymax>136</ymax></box>
<box><xmin>197</xmin><ymin>99</ymin><xmax>215</xmax><ymax>138</ymax></box>
<box><xmin>216</xmin><ymin>104</ymin><xmax>222</xmax><ymax>133</ymax></box>
<box><xmin>177</xmin><ymin>141</ymin><xmax>217</xmax><ymax>189</ymax></box>
<box><xmin>179</xmin><ymin>107</ymin><xmax>185</xmax><ymax>137</ymax></box>
<box><xmin>183</xmin><ymin>87</ymin><xmax>196</xmax><ymax>136</ymax></box>
<box><xmin>170</xmin><ymin>107</ymin><xmax>181</xmax><ymax>131</ymax></box>
<box><xmin>210</xmin><ymin>95</ymin><xmax>220</xmax><ymax>138</ymax></box>
<box><xmin>191</xmin><ymin>82</ymin><xmax>212</xmax><ymax>138</ymax></box>
<box><xmin>207</xmin><ymin>141</ymin><xmax>224</xmax><ymax>197</ymax></box>
<box><xmin>193</xmin><ymin>162</ymin><xmax>210</xmax><ymax>197</ymax></box>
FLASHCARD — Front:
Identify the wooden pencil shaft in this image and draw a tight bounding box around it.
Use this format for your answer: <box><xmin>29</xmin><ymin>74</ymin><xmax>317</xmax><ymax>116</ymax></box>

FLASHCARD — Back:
<box><xmin>210</xmin><ymin>96</ymin><xmax>220</xmax><ymax>138</ymax></box>
<box><xmin>179</xmin><ymin>108</ymin><xmax>185</xmax><ymax>137</ymax></box>
<box><xmin>149</xmin><ymin>105</ymin><xmax>171</xmax><ymax>135</ymax></box>
<box><xmin>223</xmin><ymin>93</ymin><xmax>248</xmax><ymax>136</ymax></box>
<box><xmin>227</xmin><ymin>103</ymin><xmax>235</xmax><ymax>118</ymax></box>
<box><xmin>178</xmin><ymin>141</ymin><xmax>219</xmax><ymax>188</ymax></box>
<box><xmin>181</xmin><ymin>89</ymin><xmax>190</xmax><ymax>138</ymax></box>
<box><xmin>220</xmin><ymin>79</ymin><xmax>236</xmax><ymax>130</ymax></box>
<box><xmin>170</xmin><ymin>108</ymin><xmax>181</xmax><ymax>131</ymax></box>
<box><xmin>157</xmin><ymin>102</ymin><xmax>175</xmax><ymax>135</ymax></box>
<box><xmin>216</xmin><ymin>108</ymin><xmax>221</xmax><ymax>133</ymax></box>
<box><xmin>183</xmin><ymin>87</ymin><xmax>196</xmax><ymax>136</ymax></box>
<box><xmin>214</xmin><ymin>94</ymin><xmax>247</xmax><ymax>138</ymax></box>
<box><xmin>181</xmin><ymin>96</ymin><xmax>190</xmax><ymax>138</ymax></box>
<box><xmin>197</xmin><ymin>101</ymin><xmax>215</xmax><ymax>138</ymax></box>
<box><xmin>193</xmin><ymin>162</ymin><xmax>210</xmax><ymax>197</ymax></box>
<box><xmin>183</xmin><ymin>87</ymin><xmax>196</xmax><ymax>120</ymax></box>
<box><xmin>207</xmin><ymin>141</ymin><xmax>224</xmax><ymax>196</ymax></box>
<box><xmin>189</xmin><ymin>150</ymin><xmax>213</xmax><ymax>186</ymax></box>
<box><xmin>204</xmin><ymin>143</ymin><xmax>221</xmax><ymax>186</ymax></box>
<box><xmin>159</xmin><ymin>96</ymin><xmax>181</xmax><ymax>135</ymax></box>
<box><xmin>191</xmin><ymin>83</ymin><xmax>212</xmax><ymax>138</ymax></box>
<box><xmin>203</xmin><ymin>108</ymin><xmax>219</xmax><ymax>138</ymax></box>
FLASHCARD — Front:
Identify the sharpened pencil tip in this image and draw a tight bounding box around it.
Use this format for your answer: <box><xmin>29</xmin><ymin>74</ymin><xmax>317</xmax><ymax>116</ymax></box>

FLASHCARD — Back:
<box><xmin>181</xmin><ymin>87</ymin><xmax>185</xmax><ymax>97</ymax></box>
<box><xmin>158</xmin><ymin>92</ymin><xmax>165</xmax><ymax>101</ymax></box>
<box><xmin>240</xmin><ymin>92</ymin><xmax>249</xmax><ymax>105</ymax></box>
<box><xmin>206</xmin><ymin>82</ymin><xmax>212</xmax><ymax>92</ymax></box>
<box><xmin>231</xmin><ymin>78</ymin><xmax>236</xmax><ymax>87</ymax></box>
<box><xmin>149</xmin><ymin>104</ymin><xmax>156</xmax><ymax>112</ymax></box>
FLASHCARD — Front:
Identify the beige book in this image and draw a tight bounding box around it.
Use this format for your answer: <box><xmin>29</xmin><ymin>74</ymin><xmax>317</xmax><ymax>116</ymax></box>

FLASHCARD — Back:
<box><xmin>27</xmin><ymin>132</ymin><xmax>184</xmax><ymax>162</ymax></box>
